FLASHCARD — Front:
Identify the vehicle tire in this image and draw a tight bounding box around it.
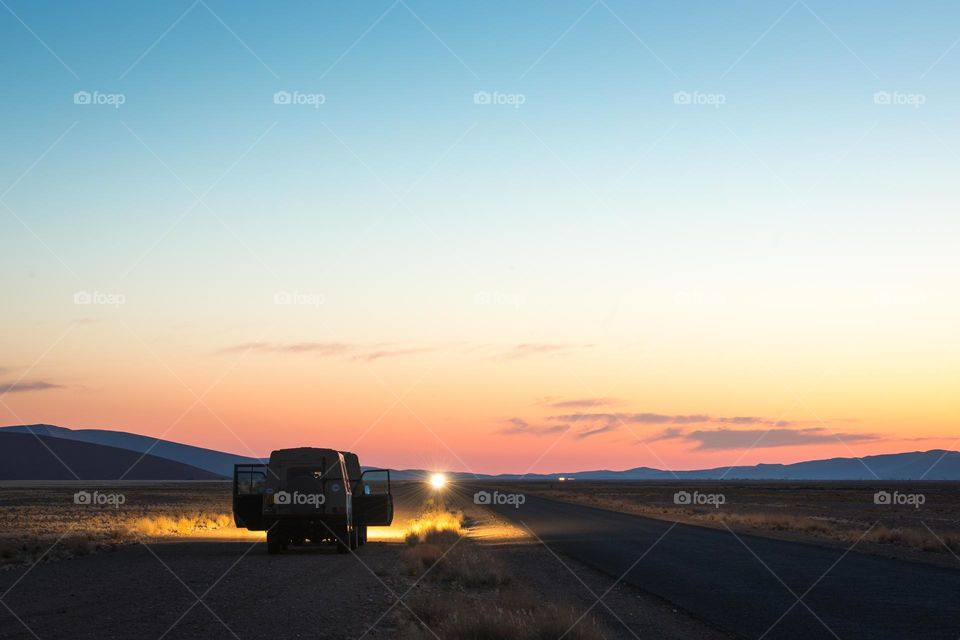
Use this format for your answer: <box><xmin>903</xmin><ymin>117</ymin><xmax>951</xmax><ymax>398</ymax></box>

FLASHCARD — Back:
<box><xmin>350</xmin><ymin>527</ymin><xmax>360</xmax><ymax>551</ymax></box>
<box><xmin>267</xmin><ymin>528</ymin><xmax>284</xmax><ymax>554</ymax></box>
<box><xmin>335</xmin><ymin>528</ymin><xmax>350</xmax><ymax>554</ymax></box>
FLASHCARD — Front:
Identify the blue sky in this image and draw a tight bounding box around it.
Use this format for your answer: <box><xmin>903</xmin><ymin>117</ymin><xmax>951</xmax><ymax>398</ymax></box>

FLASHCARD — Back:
<box><xmin>3</xmin><ymin>0</ymin><xmax>958</xmax><ymax>327</ymax></box>
<box><xmin>4</xmin><ymin>1</ymin><xmax>956</xmax><ymax>327</ymax></box>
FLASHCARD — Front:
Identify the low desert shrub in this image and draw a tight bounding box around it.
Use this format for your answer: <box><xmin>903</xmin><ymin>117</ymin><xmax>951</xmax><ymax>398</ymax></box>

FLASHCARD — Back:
<box><xmin>445</xmin><ymin>548</ymin><xmax>511</xmax><ymax>588</ymax></box>
<box><xmin>406</xmin><ymin>594</ymin><xmax>603</xmax><ymax>640</ymax></box>
<box><xmin>127</xmin><ymin>512</ymin><xmax>233</xmax><ymax>537</ymax></box>
<box><xmin>404</xmin><ymin>507</ymin><xmax>465</xmax><ymax>548</ymax></box>
<box><xmin>401</xmin><ymin>543</ymin><xmax>445</xmax><ymax>575</ymax></box>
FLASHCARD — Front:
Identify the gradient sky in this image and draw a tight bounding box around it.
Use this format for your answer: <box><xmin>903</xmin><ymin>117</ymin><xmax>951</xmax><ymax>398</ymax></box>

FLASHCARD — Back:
<box><xmin>1</xmin><ymin>1</ymin><xmax>958</xmax><ymax>474</ymax></box>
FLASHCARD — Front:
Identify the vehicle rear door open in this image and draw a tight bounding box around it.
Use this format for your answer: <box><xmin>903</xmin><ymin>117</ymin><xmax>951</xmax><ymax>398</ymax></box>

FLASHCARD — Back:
<box><xmin>233</xmin><ymin>463</ymin><xmax>267</xmax><ymax>529</ymax></box>
<box><xmin>353</xmin><ymin>469</ymin><xmax>393</xmax><ymax>526</ymax></box>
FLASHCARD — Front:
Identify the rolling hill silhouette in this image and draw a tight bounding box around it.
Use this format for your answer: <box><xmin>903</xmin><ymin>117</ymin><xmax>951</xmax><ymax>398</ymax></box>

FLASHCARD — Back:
<box><xmin>459</xmin><ymin>448</ymin><xmax>960</xmax><ymax>481</ymax></box>
<box><xmin>0</xmin><ymin>433</ymin><xmax>223</xmax><ymax>480</ymax></box>
<box><xmin>0</xmin><ymin>424</ymin><xmax>259</xmax><ymax>477</ymax></box>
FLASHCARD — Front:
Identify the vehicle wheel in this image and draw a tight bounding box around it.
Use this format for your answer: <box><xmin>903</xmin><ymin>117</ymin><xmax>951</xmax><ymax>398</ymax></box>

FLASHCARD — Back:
<box><xmin>267</xmin><ymin>528</ymin><xmax>284</xmax><ymax>554</ymax></box>
<box><xmin>335</xmin><ymin>528</ymin><xmax>350</xmax><ymax>554</ymax></box>
<box><xmin>350</xmin><ymin>526</ymin><xmax>359</xmax><ymax>550</ymax></box>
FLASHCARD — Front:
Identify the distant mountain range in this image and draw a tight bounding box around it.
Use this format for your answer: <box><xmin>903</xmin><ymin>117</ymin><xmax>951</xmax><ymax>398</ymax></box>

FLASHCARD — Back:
<box><xmin>1</xmin><ymin>424</ymin><xmax>958</xmax><ymax>481</ymax></box>
<box><xmin>0</xmin><ymin>424</ymin><xmax>259</xmax><ymax>478</ymax></box>
<box><xmin>443</xmin><ymin>448</ymin><xmax>960</xmax><ymax>481</ymax></box>
<box><xmin>0</xmin><ymin>433</ymin><xmax>225</xmax><ymax>481</ymax></box>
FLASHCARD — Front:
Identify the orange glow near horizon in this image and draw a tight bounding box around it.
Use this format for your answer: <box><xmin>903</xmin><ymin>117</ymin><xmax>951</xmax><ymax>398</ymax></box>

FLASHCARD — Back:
<box><xmin>2</xmin><ymin>324</ymin><xmax>957</xmax><ymax>475</ymax></box>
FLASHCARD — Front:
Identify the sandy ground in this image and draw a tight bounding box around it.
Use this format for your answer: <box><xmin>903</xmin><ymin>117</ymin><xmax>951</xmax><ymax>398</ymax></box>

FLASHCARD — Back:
<box><xmin>0</xmin><ymin>481</ymin><xmax>729</xmax><ymax>639</ymax></box>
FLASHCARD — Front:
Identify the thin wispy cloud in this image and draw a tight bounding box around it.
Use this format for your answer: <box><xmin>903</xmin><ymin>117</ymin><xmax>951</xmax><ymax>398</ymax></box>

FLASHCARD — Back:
<box><xmin>505</xmin><ymin>410</ymin><xmax>824</xmax><ymax>444</ymax></box>
<box><xmin>549</xmin><ymin>412</ymin><xmax>797</xmax><ymax>427</ymax></box>
<box><xmin>646</xmin><ymin>426</ymin><xmax>686</xmax><ymax>442</ymax></box>
<box><xmin>228</xmin><ymin>341</ymin><xmax>589</xmax><ymax>362</ymax></box>
<box><xmin>540</xmin><ymin>397</ymin><xmax>618</xmax><ymax>409</ymax></box>
<box><xmin>494</xmin><ymin>408</ymin><xmax>819</xmax><ymax>443</ymax></box>
<box><xmin>221</xmin><ymin>342</ymin><xmax>353</xmax><ymax>356</ymax></box>
<box><xmin>573</xmin><ymin>423</ymin><xmax>619</xmax><ymax>440</ymax></box>
<box><xmin>219</xmin><ymin>342</ymin><xmax>436</xmax><ymax>361</ymax></box>
<box><xmin>498</xmin><ymin>416</ymin><xmax>614</xmax><ymax>440</ymax></box>
<box><xmin>496</xmin><ymin>343</ymin><xmax>584</xmax><ymax>360</ymax></box>
<box><xmin>1</xmin><ymin>380</ymin><xmax>65</xmax><ymax>394</ymax></box>
<box><xmin>650</xmin><ymin>426</ymin><xmax>880</xmax><ymax>450</ymax></box>
<box><xmin>498</xmin><ymin>417</ymin><xmax>571</xmax><ymax>436</ymax></box>
<box><xmin>361</xmin><ymin>346</ymin><xmax>439</xmax><ymax>361</ymax></box>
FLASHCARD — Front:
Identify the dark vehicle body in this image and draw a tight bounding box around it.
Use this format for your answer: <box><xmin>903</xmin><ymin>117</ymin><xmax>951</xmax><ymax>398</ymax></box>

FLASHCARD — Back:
<box><xmin>233</xmin><ymin>447</ymin><xmax>393</xmax><ymax>554</ymax></box>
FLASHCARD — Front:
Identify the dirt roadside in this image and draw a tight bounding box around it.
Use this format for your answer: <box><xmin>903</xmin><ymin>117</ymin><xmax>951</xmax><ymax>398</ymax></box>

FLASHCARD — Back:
<box><xmin>0</xmin><ymin>482</ymin><xmax>728</xmax><ymax>639</ymax></box>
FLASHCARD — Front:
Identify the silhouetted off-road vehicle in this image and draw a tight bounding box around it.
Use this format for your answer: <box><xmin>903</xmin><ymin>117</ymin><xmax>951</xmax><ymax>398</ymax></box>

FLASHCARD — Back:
<box><xmin>232</xmin><ymin>447</ymin><xmax>393</xmax><ymax>554</ymax></box>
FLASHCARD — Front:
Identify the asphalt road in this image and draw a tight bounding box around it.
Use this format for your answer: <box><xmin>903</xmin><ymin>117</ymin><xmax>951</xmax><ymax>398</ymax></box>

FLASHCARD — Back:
<box><xmin>478</xmin><ymin>489</ymin><xmax>960</xmax><ymax>640</ymax></box>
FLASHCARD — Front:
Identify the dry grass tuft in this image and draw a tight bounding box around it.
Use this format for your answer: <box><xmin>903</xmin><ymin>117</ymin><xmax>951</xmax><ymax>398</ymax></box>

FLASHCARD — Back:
<box><xmin>126</xmin><ymin>512</ymin><xmax>233</xmax><ymax>537</ymax></box>
<box><xmin>403</xmin><ymin>507</ymin><xmax>464</xmax><ymax>548</ymax></box>
<box><xmin>401</xmin><ymin>543</ymin><xmax>445</xmax><ymax>575</ymax></box>
<box><xmin>530</xmin><ymin>486</ymin><xmax>960</xmax><ymax>558</ymax></box>
<box><xmin>864</xmin><ymin>526</ymin><xmax>959</xmax><ymax>552</ymax></box>
<box><xmin>0</xmin><ymin>484</ymin><xmax>242</xmax><ymax>567</ymax></box>
<box><xmin>445</xmin><ymin>548</ymin><xmax>511</xmax><ymax>588</ymax></box>
<box><xmin>406</xmin><ymin>589</ymin><xmax>603</xmax><ymax>640</ymax></box>
<box><xmin>704</xmin><ymin>511</ymin><xmax>837</xmax><ymax>535</ymax></box>
<box><xmin>423</xmin><ymin>527</ymin><xmax>461</xmax><ymax>549</ymax></box>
